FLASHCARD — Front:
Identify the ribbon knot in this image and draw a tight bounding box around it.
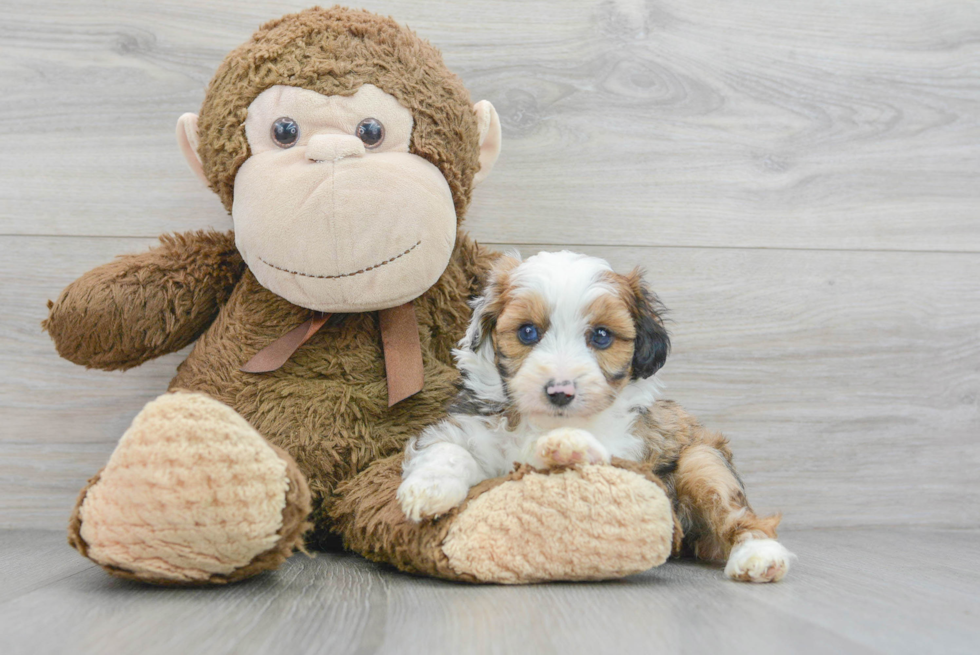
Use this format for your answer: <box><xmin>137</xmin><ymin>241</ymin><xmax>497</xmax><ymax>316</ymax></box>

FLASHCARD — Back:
<box><xmin>241</xmin><ymin>302</ymin><xmax>424</xmax><ymax>407</ymax></box>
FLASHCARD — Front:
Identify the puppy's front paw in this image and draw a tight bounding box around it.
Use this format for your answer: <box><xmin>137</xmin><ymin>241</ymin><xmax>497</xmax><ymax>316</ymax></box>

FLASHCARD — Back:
<box><xmin>725</xmin><ymin>538</ymin><xmax>795</xmax><ymax>583</ymax></box>
<box><xmin>534</xmin><ymin>428</ymin><xmax>611</xmax><ymax>469</ymax></box>
<box><xmin>397</xmin><ymin>472</ymin><xmax>470</xmax><ymax>523</ymax></box>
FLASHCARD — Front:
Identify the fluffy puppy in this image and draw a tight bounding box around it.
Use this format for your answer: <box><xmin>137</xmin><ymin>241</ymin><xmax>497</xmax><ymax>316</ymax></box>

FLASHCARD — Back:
<box><xmin>398</xmin><ymin>251</ymin><xmax>794</xmax><ymax>582</ymax></box>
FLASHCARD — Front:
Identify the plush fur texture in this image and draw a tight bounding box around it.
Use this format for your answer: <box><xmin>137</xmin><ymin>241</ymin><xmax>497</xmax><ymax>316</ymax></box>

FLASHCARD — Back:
<box><xmin>46</xmin><ymin>6</ymin><xmax>683</xmax><ymax>585</ymax></box>
<box><xmin>198</xmin><ymin>6</ymin><xmax>481</xmax><ymax>217</ymax></box>
<box><xmin>43</xmin><ymin>230</ymin><xmax>244</xmax><ymax>371</ymax></box>
<box><xmin>68</xmin><ymin>457</ymin><xmax>311</xmax><ymax>586</ymax></box>
<box><xmin>440</xmin><ymin>462</ymin><xmax>676</xmax><ymax>583</ymax></box>
<box><xmin>331</xmin><ymin>454</ymin><xmax>680</xmax><ymax>583</ymax></box>
<box><xmin>56</xmin><ymin>229</ymin><xmax>499</xmax><ymax>579</ymax></box>
<box><xmin>70</xmin><ymin>392</ymin><xmax>308</xmax><ymax>584</ymax></box>
<box><xmin>168</xmin><ymin>232</ymin><xmax>496</xmax><ymax>545</ymax></box>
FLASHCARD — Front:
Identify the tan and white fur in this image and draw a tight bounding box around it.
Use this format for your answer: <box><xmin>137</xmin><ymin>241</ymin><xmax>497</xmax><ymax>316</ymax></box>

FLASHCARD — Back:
<box><xmin>398</xmin><ymin>251</ymin><xmax>794</xmax><ymax>582</ymax></box>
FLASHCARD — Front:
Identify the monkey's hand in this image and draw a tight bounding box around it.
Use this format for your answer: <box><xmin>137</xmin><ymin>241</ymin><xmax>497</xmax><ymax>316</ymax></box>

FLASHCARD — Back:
<box><xmin>44</xmin><ymin>230</ymin><xmax>243</xmax><ymax>370</ymax></box>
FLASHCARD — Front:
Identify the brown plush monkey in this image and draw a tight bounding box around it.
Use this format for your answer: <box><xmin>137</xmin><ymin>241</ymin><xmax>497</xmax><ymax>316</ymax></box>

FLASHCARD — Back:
<box><xmin>43</xmin><ymin>6</ymin><xmax>678</xmax><ymax>584</ymax></box>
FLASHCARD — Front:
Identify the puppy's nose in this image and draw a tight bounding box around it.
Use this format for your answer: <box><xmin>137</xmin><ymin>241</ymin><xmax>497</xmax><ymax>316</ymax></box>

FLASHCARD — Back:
<box><xmin>545</xmin><ymin>380</ymin><xmax>576</xmax><ymax>407</ymax></box>
<box><xmin>306</xmin><ymin>134</ymin><xmax>365</xmax><ymax>162</ymax></box>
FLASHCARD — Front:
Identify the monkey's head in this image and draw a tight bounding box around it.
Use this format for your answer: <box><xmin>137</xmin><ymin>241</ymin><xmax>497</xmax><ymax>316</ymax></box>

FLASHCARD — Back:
<box><xmin>176</xmin><ymin>7</ymin><xmax>501</xmax><ymax>312</ymax></box>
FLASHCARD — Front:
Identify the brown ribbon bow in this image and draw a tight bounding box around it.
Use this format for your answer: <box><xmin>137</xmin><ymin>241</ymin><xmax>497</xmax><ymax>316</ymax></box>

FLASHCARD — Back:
<box><xmin>241</xmin><ymin>302</ymin><xmax>424</xmax><ymax>407</ymax></box>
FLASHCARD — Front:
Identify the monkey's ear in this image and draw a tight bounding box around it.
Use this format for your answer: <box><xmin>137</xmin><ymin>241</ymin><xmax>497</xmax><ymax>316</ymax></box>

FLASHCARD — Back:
<box><xmin>624</xmin><ymin>268</ymin><xmax>671</xmax><ymax>380</ymax></box>
<box><xmin>176</xmin><ymin>113</ymin><xmax>209</xmax><ymax>187</ymax></box>
<box><xmin>472</xmin><ymin>100</ymin><xmax>501</xmax><ymax>186</ymax></box>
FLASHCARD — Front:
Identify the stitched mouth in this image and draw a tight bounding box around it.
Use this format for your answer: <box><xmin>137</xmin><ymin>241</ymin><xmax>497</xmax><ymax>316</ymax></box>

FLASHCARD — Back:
<box><xmin>257</xmin><ymin>240</ymin><xmax>421</xmax><ymax>280</ymax></box>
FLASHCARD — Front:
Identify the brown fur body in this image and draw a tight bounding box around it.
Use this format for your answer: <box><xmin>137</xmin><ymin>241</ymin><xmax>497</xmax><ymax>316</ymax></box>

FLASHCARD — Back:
<box><xmin>41</xmin><ymin>7</ymin><xmax>772</xmax><ymax>583</ymax></box>
<box><xmin>45</xmin><ymin>228</ymin><xmax>776</xmax><ymax>574</ymax></box>
<box><xmin>45</xmin><ymin>228</ymin><xmax>496</xmax><ymax>551</ymax></box>
<box><xmin>44</xmin><ymin>6</ymin><xmax>497</xmax><ymax>558</ymax></box>
<box><xmin>168</xmin><ymin>231</ymin><xmax>497</xmax><ymax>546</ymax></box>
<box><xmin>198</xmin><ymin>6</ymin><xmax>481</xmax><ymax>217</ymax></box>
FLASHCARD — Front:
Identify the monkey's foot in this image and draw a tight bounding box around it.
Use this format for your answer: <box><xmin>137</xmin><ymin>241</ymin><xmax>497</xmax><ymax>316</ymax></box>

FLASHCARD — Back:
<box><xmin>69</xmin><ymin>392</ymin><xmax>311</xmax><ymax>584</ymax></box>
<box><xmin>441</xmin><ymin>464</ymin><xmax>673</xmax><ymax>583</ymax></box>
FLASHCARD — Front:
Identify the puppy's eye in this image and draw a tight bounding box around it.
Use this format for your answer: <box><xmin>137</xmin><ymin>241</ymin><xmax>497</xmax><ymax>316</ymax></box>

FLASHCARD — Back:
<box><xmin>517</xmin><ymin>324</ymin><xmax>540</xmax><ymax>345</ymax></box>
<box><xmin>589</xmin><ymin>327</ymin><xmax>613</xmax><ymax>350</ymax></box>
<box><xmin>271</xmin><ymin>117</ymin><xmax>300</xmax><ymax>148</ymax></box>
<box><xmin>356</xmin><ymin>117</ymin><xmax>385</xmax><ymax>148</ymax></box>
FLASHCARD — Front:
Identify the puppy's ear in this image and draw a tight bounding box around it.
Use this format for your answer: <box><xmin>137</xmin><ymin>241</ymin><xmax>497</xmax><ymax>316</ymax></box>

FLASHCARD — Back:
<box><xmin>624</xmin><ymin>268</ymin><xmax>670</xmax><ymax>379</ymax></box>
<box><xmin>463</xmin><ymin>254</ymin><xmax>520</xmax><ymax>353</ymax></box>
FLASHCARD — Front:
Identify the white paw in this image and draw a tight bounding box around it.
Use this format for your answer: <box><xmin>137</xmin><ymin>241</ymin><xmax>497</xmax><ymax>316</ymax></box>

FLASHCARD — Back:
<box><xmin>533</xmin><ymin>428</ymin><xmax>611</xmax><ymax>468</ymax></box>
<box><xmin>397</xmin><ymin>472</ymin><xmax>471</xmax><ymax>522</ymax></box>
<box><xmin>725</xmin><ymin>538</ymin><xmax>795</xmax><ymax>583</ymax></box>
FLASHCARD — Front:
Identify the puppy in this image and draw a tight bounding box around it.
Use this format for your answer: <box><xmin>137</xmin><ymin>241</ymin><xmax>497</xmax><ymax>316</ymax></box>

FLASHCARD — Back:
<box><xmin>398</xmin><ymin>251</ymin><xmax>794</xmax><ymax>582</ymax></box>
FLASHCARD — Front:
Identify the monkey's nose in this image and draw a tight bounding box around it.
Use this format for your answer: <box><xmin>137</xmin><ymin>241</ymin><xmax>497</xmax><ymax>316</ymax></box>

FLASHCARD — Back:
<box><xmin>305</xmin><ymin>135</ymin><xmax>365</xmax><ymax>163</ymax></box>
<box><xmin>545</xmin><ymin>380</ymin><xmax>576</xmax><ymax>407</ymax></box>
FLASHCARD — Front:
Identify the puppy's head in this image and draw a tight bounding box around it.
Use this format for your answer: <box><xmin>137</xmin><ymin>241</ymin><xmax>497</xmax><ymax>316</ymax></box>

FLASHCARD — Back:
<box><xmin>457</xmin><ymin>251</ymin><xmax>669</xmax><ymax>419</ymax></box>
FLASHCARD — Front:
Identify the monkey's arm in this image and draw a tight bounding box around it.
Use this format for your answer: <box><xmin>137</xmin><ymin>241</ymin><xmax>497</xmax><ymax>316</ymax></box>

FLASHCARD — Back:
<box><xmin>43</xmin><ymin>230</ymin><xmax>244</xmax><ymax>371</ymax></box>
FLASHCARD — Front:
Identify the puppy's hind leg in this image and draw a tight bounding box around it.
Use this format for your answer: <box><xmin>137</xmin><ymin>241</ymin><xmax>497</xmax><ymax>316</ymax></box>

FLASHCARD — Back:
<box><xmin>674</xmin><ymin>438</ymin><xmax>794</xmax><ymax>582</ymax></box>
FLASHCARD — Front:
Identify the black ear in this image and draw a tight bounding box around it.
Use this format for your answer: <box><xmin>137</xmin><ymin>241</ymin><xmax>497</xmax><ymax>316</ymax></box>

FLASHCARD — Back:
<box><xmin>626</xmin><ymin>269</ymin><xmax>670</xmax><ymax>379</ymax></box>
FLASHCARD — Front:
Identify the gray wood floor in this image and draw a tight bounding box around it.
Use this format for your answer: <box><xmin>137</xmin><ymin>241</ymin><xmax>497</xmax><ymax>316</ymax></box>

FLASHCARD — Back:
<box><xmin>2</xmin><ymin>0</ymin><xmax>979</xmax><ymax>653</ymax></box>
<box><xmin>1</xmin><ymin>527</ymin><xmax>978</xmax><ymax>655</ymax></box>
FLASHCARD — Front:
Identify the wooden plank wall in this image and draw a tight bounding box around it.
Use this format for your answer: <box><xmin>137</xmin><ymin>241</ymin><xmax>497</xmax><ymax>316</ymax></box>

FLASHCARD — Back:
<box><xmin>1</xmin><ymin>0</ymin><xmax>978</xmax><ymax>531</ymax></box>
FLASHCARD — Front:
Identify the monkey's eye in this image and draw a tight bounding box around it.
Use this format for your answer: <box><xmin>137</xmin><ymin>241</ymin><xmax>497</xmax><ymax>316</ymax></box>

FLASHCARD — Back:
<box><xmin>356</xmin><ymin>118</ymin><xmax>385</xmax><ymax>149</ymax></box>
<box><xmin>589</xmin><ymin>327</ymin><xmax>613</xmax><ymax>350</ymax></box>
<box><xmin>271</xmin><ymin>117</ymin><xmax>299</xmax><ymax>148</ymax></box>
<box><xmin>517</xmin><ymin>324</ymin><xmax>540</xmax><ymax>346</ymax></box>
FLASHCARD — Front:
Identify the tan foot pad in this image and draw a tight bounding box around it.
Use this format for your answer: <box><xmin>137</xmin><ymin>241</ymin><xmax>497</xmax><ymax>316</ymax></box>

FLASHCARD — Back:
<box><xmin>442</xmin><ymin>465</ymin><xmax>674</xmax><ymax>583</ymax></box>
<box><xmin>74</xmin><ymin>392</ymin><xmax>295</xmax><ymax>583</ymax></box>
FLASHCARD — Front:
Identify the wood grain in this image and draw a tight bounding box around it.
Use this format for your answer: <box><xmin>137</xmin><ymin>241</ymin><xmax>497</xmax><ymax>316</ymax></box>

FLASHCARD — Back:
<box><xmin>3</xmin><ymin>1</ymin><xmax>978</xmax><ymax>650</ymax></box>
<box><xmin>0</xmin><ymin>527</ymin><xmax>977</xmax><ymax>655</ymax></box>
<box><xmin>0</xmin><ymin>529</ymin><xmax>94</xmax><ymax>604</ymax></box>
<box><xmin>3</xmin><ymin>236</ymin><xmax>977</xmax><ymax>530</ymax></box>
<box><xmin>1</xmin><ymin>0</ymin><xmax>978</xmax><ymax>251</ymax></box>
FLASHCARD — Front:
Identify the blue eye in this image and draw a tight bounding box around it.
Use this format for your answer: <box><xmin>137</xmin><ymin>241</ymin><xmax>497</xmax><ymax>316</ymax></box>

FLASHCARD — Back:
<box><xmin>590</xmin><ymin>327</ymin><xmax>613</xmax><ymax>350</ymax></box>
<box><xmin>517</xmin><ymin>324</ymin><xmax>540</xmax><ymax>345</ymax></box>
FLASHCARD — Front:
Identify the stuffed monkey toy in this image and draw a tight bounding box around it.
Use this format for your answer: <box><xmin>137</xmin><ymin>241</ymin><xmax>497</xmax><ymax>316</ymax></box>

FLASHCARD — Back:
<box><xmin>44</xmin><ymin>6</ymin><xmax>683</xmax><ymax>584</ymax></box>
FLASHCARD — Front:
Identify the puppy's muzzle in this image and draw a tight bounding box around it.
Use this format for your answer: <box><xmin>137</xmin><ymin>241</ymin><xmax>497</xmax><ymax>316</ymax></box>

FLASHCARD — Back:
<box><xmin>545</xmin><ymin>380</ymin><xmax>576</xmax><ymax>407</ymax></box>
